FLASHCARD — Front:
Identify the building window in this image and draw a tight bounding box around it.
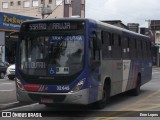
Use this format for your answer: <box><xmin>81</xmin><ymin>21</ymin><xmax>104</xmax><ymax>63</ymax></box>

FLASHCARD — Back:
<box><xmin>10</xmin><ymin>1</ymin><xmax>14</xmax><ymax>6</ymax></box>
<box><xmin>41</xmin><ymin>0</ymin><xmax>44</xmax><ymax>4</ymax></box>
<box><xmin>49</xmin><ymin>0</ymin><xmax>52</xmax><ymax>4</ymax></box>
<box><xmin>23</xmin><ymin>1</ymin><xmax>30</xmax><ymax>8</ymax></box>
<box><xmin>32</xmin><ymin>0</ymin><xmax>39</xmax><ymax>7</ymax></box>
<box><xmin>56</xmin><ymin>0</ymin><xmax>63</xmax><ymax>6</ymax></box>
<box><xmin>65</xmin><ymin>0</ymin><xmax>71</xmax><ymax>4</ymax></box>
<box><xmin>2</xmin><ymin>2</ymin><xmax>9</xmax><ymax>8</ymax></box>
<box><xmin>17</xmin><ymin>1</ymin><xmax>21</xmax><ymax>5</ymax></box>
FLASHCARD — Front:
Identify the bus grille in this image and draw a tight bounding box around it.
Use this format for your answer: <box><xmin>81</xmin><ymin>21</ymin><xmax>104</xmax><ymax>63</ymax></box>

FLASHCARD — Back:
<box><xmin>28</xmin><ymin>93</ymin><xmax>66</xmax><ymax>102</ymax></box>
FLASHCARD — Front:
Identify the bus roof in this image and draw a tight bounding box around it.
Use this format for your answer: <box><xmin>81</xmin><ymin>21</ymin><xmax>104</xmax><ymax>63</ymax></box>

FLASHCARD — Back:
<box><xmin>94</xmin><ymin>20</ymin><xmax>150</xmax><ymax>40</ymax></box>
<box><xmin>22</xmin><ymin>17</ymin><xmax>87</xmax><ymax>24</ymax></box>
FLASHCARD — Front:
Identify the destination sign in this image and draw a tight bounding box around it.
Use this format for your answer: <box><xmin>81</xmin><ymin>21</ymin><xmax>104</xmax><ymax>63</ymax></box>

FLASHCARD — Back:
<box><xmin>49</xmin><ymin>35</ymin><xmax>84</xmax><ymax>42</ymax></box>
<box><xmin>29</xmin><ymin>22</ymin><xmax>71</xmax><ymax>31</ymax></box>
<box><xmin>22</xmin><ymin>21</ymin><xmax>85</xmax><ymax>31</ymax></box>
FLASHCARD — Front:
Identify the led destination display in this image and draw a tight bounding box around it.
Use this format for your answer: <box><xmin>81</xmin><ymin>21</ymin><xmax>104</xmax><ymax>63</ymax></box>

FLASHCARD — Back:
<box><xmin>21</xmin><ymin>21</ymin><xmax>85</xmax><ymax>31</ymax></box>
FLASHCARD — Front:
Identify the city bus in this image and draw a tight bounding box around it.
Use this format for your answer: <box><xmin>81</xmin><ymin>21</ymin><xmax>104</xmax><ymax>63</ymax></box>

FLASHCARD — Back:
<box><xmin>15</xmin><ymin>18</ymin><xmax>152</xmax><ymax>109</ymax></box>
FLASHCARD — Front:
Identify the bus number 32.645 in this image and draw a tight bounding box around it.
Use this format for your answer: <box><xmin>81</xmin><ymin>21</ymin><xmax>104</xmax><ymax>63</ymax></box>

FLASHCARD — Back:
<box><xmin>57</xmin><ymin>86</ymin><xmax>70</xmax><ymax>91</ymax></box>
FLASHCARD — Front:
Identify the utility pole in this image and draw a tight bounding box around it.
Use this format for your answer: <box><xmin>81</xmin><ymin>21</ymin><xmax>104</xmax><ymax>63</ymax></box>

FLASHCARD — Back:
<box><xmin>42</xmin><ymin>0</ymin><xmax>45</xmax><ymax>19</ymax></box>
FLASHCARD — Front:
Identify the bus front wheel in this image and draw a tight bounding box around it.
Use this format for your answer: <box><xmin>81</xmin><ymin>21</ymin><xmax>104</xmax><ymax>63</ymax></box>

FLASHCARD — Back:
<box><xmin>94</xmin><ymin>83</ymin><xmax>110</xmax><ymax>109</ymax></box>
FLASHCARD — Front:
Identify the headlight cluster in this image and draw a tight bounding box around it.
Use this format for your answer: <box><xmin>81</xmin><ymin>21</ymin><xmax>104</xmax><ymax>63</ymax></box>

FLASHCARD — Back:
<box><xmin>15</xmin><ymin>78</ymin><xmax>25</xmax><ymax>90</ymax></box>
<box><xmin>71</xmin><ymin>78</ymin><xmax>86</xmax><ymax>92</ymax></box>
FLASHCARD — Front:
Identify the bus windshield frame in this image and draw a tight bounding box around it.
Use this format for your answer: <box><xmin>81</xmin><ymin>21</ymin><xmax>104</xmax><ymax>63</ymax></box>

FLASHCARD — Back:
<box><xmin>17</xmin><ymin>20</ymin><xmax>86</xmax><ymax>84</ymax></box>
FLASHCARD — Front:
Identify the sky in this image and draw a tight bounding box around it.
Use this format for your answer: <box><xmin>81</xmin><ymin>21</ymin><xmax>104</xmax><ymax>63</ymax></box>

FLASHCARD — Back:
<box><xmin>85</xmin><ymin>0</ymin><xmax>160</xmax><ymax>27</ymax></box>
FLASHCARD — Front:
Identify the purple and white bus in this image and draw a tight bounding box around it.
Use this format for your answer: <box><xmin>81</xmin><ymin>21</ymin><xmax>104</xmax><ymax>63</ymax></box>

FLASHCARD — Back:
<box><xmin>15</xmin><ymin>18</ymin><xmax>152</xmax><ymax>109</ymax></box>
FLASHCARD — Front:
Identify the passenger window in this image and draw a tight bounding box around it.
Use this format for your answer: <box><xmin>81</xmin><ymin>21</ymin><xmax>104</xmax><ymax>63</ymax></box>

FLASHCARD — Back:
<box><xmin>89</xmin><ymin>33</ymin><xmax>100</xmax><ymax>60</ymax></box>
<box><xmin>129</xmin><ymin>38</ymin><xmax>137</xmax><ymax>59</ymax></box>
<box><xmin>101</xmin><ymin>31</ymin><xmax>112</xmax><ymax>59</ymax></box>
<box><xmin>89</xmin><ymin>37</ymin><xmax>95</xmax><ymax>60</ymax></box>
<box><xmin>112</xmin><ymin>34</ymin><xmax>122</xmax><ymax>59</ymax></box>
<box><xmin>137</xmin><ymin>40</ymin><xmax>142</xmax><ymax>59</ymax></box>
<box><xmin>122</xmin><ymin>37</ymin><xmax>130</xmax><ymax>59</ymax></box>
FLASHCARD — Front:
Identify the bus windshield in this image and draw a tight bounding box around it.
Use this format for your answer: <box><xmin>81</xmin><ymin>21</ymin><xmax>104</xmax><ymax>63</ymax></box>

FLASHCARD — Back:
<box><xmin>19</xmin><ymin>35</ymin><xmax>85</xmax><ymax>77</ymax></box>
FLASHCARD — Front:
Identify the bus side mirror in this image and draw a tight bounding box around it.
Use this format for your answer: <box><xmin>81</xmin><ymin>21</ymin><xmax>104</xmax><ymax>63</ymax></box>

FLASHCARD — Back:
<box><xmin>9</xmin><ymin>32</ymin><xmax>19</xmax><ymax>40</ymax></box>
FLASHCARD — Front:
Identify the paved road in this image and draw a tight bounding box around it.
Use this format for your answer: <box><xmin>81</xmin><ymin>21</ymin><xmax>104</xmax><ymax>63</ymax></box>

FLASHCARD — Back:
<box><xmin>0</xmin><ymin>78</ymin><xmax>16</xmax><ymax>104</ymax></box>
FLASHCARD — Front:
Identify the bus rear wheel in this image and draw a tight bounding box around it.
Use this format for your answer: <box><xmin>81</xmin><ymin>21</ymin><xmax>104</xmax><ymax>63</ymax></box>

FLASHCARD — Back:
<box><xmin>94</xmin><ymin>83</ymin><xmax>110</xmax><ymax>109</ymax></box>
<box><xmin>131</xmin><ymin>76</ymin><xmax>141</xmax><ymax>96</ymax></box>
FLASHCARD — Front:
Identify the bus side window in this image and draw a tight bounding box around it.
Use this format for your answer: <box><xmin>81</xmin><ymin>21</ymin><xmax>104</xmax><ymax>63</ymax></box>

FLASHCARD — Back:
<box><xmin>101</xmin><ymin>31</ymin><xmax>112</xmax><ymax>59</ymax></box>
<box><xmin>89</xmin><ymin>37</ymin><xmax>95</xmax><ymax>60</ymax></box>
<box><xmin>137</xmin><ymin>40</ymin><xmax>142</xmax><ymax>59</ymax></box>
<box><xmin>147</xmin><ymin>42</ymin><xmax>152</xmax><ymax>59</ymax></box>
<box><xmin>141</xmin><ymin>40</ymin><xmax>144</xmax><ymax>59</ymax></box>
<box><xmin>89</xmin><ymin>33</ymin><xmax>100</xmax><ymax>60</ymax></box>
<box><xmin>122</xmin><ymin>36</ymin><xmax>129</xmax><ymax>59</ymax></box>
<box><xmin>129</xmin><ymin>38</ymin><xmax>136</xmax><ymax>59</ymax></box>
<box><xmin>143</xmin><ymin>41</ymin><xmax>147</xmax><ymax>59</ymax></box>
<box><xmin>112</xmin><ymin>34</ymin><xmax>121</xmax><ymax>59</ymax></box>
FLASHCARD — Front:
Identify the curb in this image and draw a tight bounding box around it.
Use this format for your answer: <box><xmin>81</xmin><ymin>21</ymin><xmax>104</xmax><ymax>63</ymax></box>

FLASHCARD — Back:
<box><xmin>0</xmin><ymin>102</ymin><xmax>35</xmax><ymax>111</ymax></box>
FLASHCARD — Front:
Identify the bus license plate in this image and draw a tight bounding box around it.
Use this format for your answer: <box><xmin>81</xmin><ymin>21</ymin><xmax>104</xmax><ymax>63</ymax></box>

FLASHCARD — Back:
<box><xmin>40</xmin><ymin>98</ymin><xmax>53</xmax><ymax>104</ymax></box>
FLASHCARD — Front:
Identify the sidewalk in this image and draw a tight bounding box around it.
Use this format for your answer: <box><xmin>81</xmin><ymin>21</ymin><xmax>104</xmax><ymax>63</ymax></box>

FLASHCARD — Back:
<box><xmin>152</xmin><ymin>66</ymin><xmax>160</xmax><ymax>71</ymax></box>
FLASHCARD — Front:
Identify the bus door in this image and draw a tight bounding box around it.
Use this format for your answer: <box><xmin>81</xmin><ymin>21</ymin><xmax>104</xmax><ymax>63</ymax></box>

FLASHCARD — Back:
<box><xmin>88</xmin><ymin>32</ymin><xmax>101</xmax><ymax>103</ymax></box>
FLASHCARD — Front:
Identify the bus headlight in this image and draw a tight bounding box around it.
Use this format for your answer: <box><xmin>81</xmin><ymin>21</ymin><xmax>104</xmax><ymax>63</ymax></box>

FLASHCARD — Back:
<box><xmin>71</xmin><ymin>78</ymin><xmax>86</xmax><ymax>92</ymax></box>
<box><xmin>15</xmin><ymin>78</ymin><xmax>25</xmax><ymax>91</ymax></box>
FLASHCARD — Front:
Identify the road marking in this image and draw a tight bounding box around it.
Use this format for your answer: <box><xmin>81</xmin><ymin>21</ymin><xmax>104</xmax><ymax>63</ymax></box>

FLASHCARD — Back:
<box><xmin>114</xmin><ymin>89</ymin><xmax>160</xmax><ymax>111</ymax></box>
<box><xmin>0</xmin><ymin>90</ymin><xmax>15</xmax><ymax>92</ymax></box>
<box><xmin>0</xmin><ymin>101</ymin><xmax>19</xmax><ymax>106</ymax></box>
<box><xmin>95</xmin><ymin>89</ymin><xmax>160</xmax><ymax>120</ymax></box>
<box><xmin>2</xmin><ymin>103</ymin><xmax>39</xmax><ymax>111</ymax></box>
<box><xmin>1</xmin><ymin>83</ymin><xmax>13</xmax><ymax>85</ymax></box>
<box><xmin>132</xmin><ymin>104</ymin><xmax>160</xmax><ymax>111</ymax></box>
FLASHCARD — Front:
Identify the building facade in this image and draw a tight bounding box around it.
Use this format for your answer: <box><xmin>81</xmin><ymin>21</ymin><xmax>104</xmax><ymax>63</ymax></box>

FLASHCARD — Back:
<box><xmin>0</xmin><ymin>12</ymin><xmax>36</xmax><ymax>63</ymax></box>
<box><xmin>127</xmin><ymin>23</ymin><xmax>139</xmax><ymax>33</ymax></box>
<box><xmin>0</xmin><ymin>0</ymin><xmax>85</xmax><ymax>19</ymax></box>
<box><xmin>150</xmin><ymin>20</ymin><xmax>160</xmax><ymax>66</ymax></box>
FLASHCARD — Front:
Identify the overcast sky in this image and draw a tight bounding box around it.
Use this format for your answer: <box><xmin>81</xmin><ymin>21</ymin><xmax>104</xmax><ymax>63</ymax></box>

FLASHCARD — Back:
<box><xmin>85</xmin><ymin>0</ymin><xmax>160</xmax><ymax>27</ymax></box>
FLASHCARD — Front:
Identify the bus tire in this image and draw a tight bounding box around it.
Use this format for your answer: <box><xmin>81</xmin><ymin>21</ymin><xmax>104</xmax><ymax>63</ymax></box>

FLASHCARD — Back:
<box><xmin>94</xmin><ymin>82</ymin><xmax>110</xmax><ymax>109</ymax></box>
<box><xmin>131</xmin><ymin>75</ymin><xmax>141</xmax><ymax>96</ymax></box>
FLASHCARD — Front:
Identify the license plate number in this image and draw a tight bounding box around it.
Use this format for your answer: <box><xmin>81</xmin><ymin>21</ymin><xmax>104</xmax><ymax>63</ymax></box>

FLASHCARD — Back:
<box><xmin>40</xmin><ymin>98</ymin><xmax>53</xmax><ymax>104</ymax></box>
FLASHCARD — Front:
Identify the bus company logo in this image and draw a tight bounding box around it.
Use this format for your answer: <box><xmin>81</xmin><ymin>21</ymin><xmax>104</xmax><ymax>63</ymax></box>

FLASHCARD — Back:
<box><xmin>1</xmin><ymin>112</ymin><xmax>42</xmax><ymax>118</ymax></box>
<box><xmin>2</xmin><ymin>112</ymin><xmax>11</xmax><ymax>117</ymax></box>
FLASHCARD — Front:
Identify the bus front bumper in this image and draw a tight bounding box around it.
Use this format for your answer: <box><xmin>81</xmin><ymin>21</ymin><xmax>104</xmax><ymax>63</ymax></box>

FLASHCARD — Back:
<box><xmin>16</xmin><ymin>88</ymin><xmax>89</xmax><ymax>105</ymax></box>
